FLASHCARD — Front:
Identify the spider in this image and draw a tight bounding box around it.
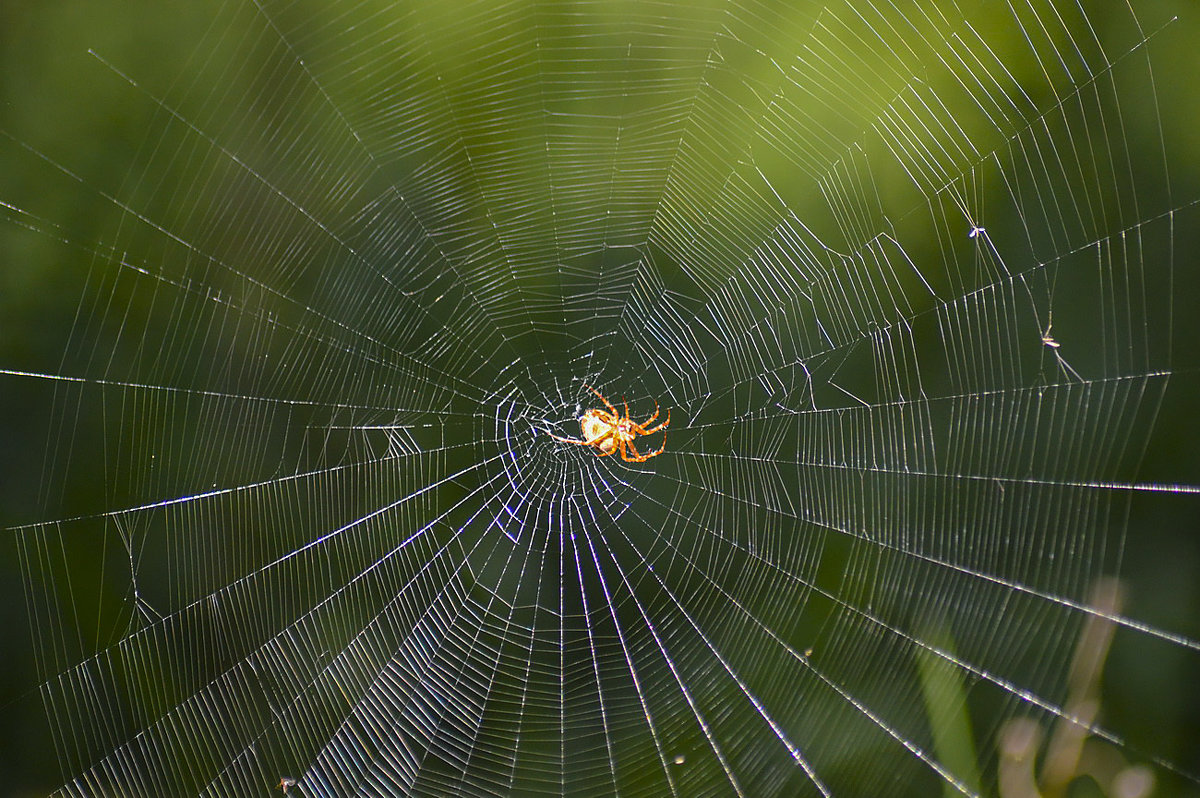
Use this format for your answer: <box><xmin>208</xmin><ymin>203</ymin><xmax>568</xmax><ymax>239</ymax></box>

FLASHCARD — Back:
<box><xmin>549</xmin><ymin>384</ymin><xmax>670</xmax><ymax>463</ymax></box>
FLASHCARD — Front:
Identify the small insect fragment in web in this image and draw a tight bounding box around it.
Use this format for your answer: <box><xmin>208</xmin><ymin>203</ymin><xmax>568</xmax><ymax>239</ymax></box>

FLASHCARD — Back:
<box><xmin>278</xmin><ymin>776</ymin><xmax>298</xmax><ymax>794</ymax></box>
<box><xmin>1041</xmin><ymin>312</ymin><xmax>1061</xmax><ymax>348</ymax></box>
<box><xmin>549</xmin><ymin>384</ymin><xmax>670</xmax><ymax>463</ymax></box>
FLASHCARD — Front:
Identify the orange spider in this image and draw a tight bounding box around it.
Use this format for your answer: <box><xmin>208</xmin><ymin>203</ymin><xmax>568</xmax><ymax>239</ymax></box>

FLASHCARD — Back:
<box><xmin>550</xmin><ymin>384</ymin><xmax>670</xmax><ymax>463</ymax></box>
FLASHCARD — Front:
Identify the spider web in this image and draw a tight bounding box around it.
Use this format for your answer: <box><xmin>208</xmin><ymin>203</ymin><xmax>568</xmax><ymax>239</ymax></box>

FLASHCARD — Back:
<box><xmin>2</xmin><ymin>0</ymin><xmax>1200</xmax><ymax>795</ymax></box>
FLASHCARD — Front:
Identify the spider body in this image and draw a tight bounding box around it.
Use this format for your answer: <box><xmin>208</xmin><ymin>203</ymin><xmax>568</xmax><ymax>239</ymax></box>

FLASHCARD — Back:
<box><xmin>550</xmin><ymin>384</ymin><xmax>670</xmax><ymax>463</ymax></box>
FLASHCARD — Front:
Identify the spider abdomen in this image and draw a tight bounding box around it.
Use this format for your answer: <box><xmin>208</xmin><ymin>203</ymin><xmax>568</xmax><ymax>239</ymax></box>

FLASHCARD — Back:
<box><xmin>580</xmin><ymin>412</ymin><xmax>618</xmax><ymax>454</ymax></box>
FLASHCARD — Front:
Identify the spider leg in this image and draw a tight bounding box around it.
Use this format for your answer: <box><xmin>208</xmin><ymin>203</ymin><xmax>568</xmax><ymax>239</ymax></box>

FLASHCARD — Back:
<box><xmin>551</xmin><ymin>425</ymin><xmax>614</xmax><ymax>449</ymax></box>
<box><xmin>625</xmin><ymin>438</ymin><xmax>666</xmax><ymax>462</ymax></box>
<box><xmin>583</xmin><ymin>383</ymin><xmax>620</xmax><ymax>417</ymax></box>
<box><xmin>633</xmin><ymin>408</ymin><xmax>670</xmax><ymax>436</ymax></box>
<box><xmin>635</xmin><ymin>402</ymin><xmax>660</xmax><ymax>429</ymax></box>
<box><xmin>590</xmin><ymin>409</ymin><xmax>617</xmax><ymax>425</ymax></box>
<box><xmin>588</xmin><ymin>428</ymin><xmax>617</xmax><ymax>455</ymax></box>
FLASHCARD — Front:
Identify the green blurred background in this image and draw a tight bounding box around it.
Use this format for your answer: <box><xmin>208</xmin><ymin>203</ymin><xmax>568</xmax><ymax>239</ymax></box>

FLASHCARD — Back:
<box><xmin>3</xmin><ymin>0</ymin><xmax>1199</xmax><ymax>795</ymax></box>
